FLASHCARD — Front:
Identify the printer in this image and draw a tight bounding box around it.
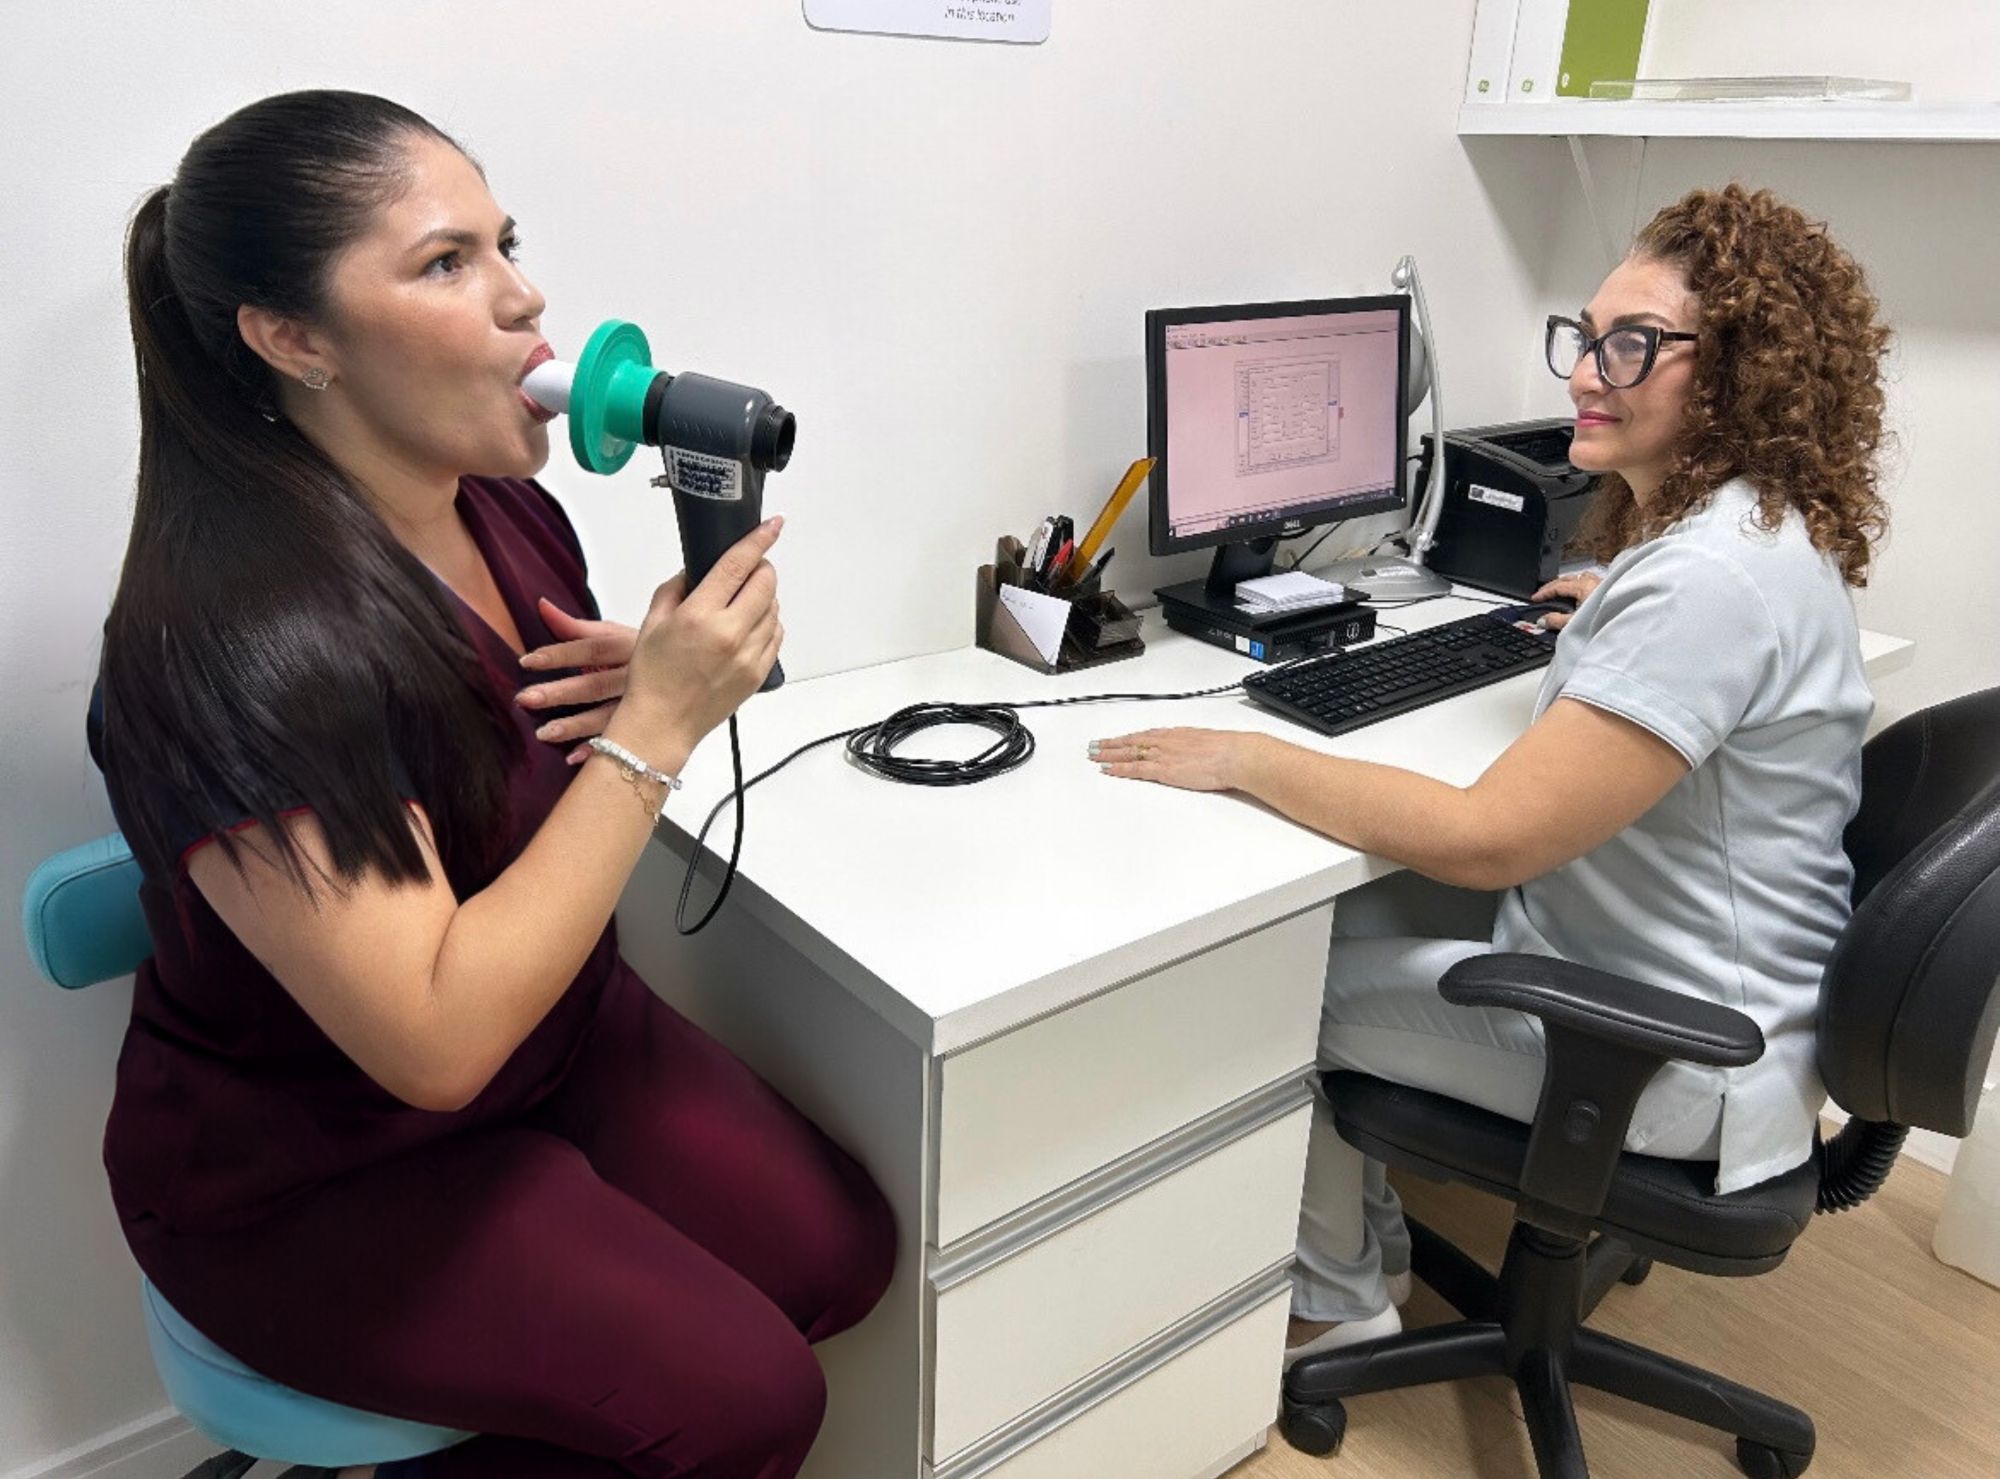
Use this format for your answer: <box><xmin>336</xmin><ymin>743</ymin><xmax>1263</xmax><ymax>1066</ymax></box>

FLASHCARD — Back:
<box><xmin>1415</xmin><ymin>417</ymin><xmax>1599</xmax><ymax>599</ymax></box>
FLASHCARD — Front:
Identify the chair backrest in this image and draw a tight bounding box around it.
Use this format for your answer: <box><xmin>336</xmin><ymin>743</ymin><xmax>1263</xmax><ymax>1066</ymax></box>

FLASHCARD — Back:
<box><xmin>21</xmin><ymin>832</ymin><xmax>151</xmax><ymax>990</ymax></box>
<box><xmin>1818</xmin><ymin>686</ymin><xmax>2000</xmax><ymax>1136</ymax></box>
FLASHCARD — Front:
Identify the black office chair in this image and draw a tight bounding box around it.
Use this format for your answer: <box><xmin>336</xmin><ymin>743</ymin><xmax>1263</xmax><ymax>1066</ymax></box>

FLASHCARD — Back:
<box><xmin>1281</xmin><ymin>685</ymin><xmax>2000</xmax><ymax>1479</ymax></box>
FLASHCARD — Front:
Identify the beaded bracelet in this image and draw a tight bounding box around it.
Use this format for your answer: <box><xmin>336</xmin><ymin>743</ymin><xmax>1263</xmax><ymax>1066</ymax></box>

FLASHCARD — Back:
<box><xmin>587</xmin><ymin>736</ymin><xmax>684</xmax><ymax>821</ymax></box>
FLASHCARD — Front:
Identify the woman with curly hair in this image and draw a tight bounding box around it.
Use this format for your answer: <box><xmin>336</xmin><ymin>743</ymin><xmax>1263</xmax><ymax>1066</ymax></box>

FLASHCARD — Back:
<box><xmin>1089</xmin><ymin>184</ymin><xmax>1892</xmax><ymax>1362</ymax></box>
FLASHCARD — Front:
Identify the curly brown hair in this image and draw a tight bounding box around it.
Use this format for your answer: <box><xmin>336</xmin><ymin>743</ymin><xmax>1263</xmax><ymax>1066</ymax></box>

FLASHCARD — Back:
<box><xmin>1573</xmin><ymin>184</ymin><xmax>1892</xmax><ymax>586</ymax></box>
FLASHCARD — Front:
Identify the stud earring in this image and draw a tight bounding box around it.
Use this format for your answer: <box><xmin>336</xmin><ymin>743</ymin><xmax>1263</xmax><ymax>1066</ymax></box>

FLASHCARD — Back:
<box><xmin>302</xmin><ymin>367</ymin><xmax>331</xmax><ymax>390</ymax></box>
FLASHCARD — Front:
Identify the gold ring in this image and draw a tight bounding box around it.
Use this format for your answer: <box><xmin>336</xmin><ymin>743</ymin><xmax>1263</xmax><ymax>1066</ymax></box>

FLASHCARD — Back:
<box><xmin>1138</xmin><ymin>744</ymin><xmax>1154</xmax><ymax>760</ymax></box>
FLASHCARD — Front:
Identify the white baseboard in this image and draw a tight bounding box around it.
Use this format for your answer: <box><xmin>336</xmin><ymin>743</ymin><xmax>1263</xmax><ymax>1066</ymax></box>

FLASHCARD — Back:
<box><xmin>0</xmin><ymin>1408</ymin><xmax>234</xmax><ymax>1479</ymax></box>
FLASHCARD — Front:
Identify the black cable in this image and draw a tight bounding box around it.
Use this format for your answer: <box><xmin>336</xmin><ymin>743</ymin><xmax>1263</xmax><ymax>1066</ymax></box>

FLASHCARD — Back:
<box><xmin>672</xmin><ymin>671</ymin><xmax>1272</xmax><ymax>932</ymax></box>
<box><xmin>669</xmin><ymin>581</ymin><xmax>1531</xmax><ymax>933</ymax></box>
<box><xmin>1285</xmin><ymin>524</ymin><xmax>1343</xmax><ymax>571</ymax></box>
<box><xmin>847</xmin><ymin>702</ymin><xmax>1035</xmax><ymax>785</ymax></box>
<box><xmin>672</xmin><ymin>579</ymin><xmax>1528</xmax><ymax>935</ymax></box>
<box><xmin>675</xmin><ymin>714</ymin><xmax>747</xmax><ymax>935</ymax></box>
<box><xmin>669</xmin><ymin>580</ymin><xmax>1518</xmax><ymax>931</ymax></box>
<box><xmin>1287</xmin><ymin>454</ymin><xmax>1426</xmax><ymax>571</ymax></box>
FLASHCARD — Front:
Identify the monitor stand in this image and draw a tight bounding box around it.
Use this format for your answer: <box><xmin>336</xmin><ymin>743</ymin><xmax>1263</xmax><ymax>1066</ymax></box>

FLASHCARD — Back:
<box><xmin>1201</xmin><ymin>535</ymin><xmax>1282</xmax><ymax>598</ymax></box>
<box><xmin>1153</xmin><ymin>538</ymin><xmax>1299</xmax><ymax>630</ymax></box>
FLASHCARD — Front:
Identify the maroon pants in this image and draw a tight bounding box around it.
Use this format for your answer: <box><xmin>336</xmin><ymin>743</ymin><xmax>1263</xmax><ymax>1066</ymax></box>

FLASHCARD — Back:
<box><xmin>133</xmin><ymin>969</ymin><xmax>897</xmax><ymax>1478</ymax></box>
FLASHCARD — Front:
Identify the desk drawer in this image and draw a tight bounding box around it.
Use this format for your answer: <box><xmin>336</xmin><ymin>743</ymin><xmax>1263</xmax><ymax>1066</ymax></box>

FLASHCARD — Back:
<box><xmin>929</xmin><ymin>1099</ymin><xmax>1309</xmax><ymax>1463</ymax></box>
<box><xmin>934</xmin><ymin>904</ymin><xmax>1329</xmax><ymax>1245</ymax></box>
<box><xmin>930</xmin><ymin>1278</ymin><xmax>1291</xmax><ymax>1479</ymax></box>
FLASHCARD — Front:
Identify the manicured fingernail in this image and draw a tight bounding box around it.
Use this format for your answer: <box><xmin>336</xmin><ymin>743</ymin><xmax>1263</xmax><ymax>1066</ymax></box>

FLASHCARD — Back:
<box><xmin>517</xmin><ymin>688</ymin><xmax>544</xmax><ymax>708</ymax></box>
<box><xmin>1087</xmin><ymin>742</ymin><xmax>1101</xmax><ymax>757</ymax></box>
<box><xmin>567</xmin><ymin>745</ymin><xmax>589</xmax><ymax>765</ymax></box>
<box><xmin>535</xmin><ymin>722</ymin><xmax>560</xmax><ymax>741</ymax></box>
<box><xmin>519</xmin><ymin>652</ymin><xmax>546</xmax><ymax>669</ymax></box>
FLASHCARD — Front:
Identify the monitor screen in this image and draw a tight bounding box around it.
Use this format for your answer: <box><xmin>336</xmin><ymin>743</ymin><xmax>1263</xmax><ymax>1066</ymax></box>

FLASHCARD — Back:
<box><xmin>1147</xmin><ymin>297</ymin><xmax>1408</xmax><ymax>553</ymax></box>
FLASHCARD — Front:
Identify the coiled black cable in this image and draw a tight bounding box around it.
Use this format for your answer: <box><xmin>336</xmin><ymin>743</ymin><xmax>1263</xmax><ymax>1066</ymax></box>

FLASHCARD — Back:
<box><xmin>846</xmin><ymin>702</ymin><xmax>1037</xmax><ymax>785</ymax></box>
<box><xmin>673</xmin><ymin>670</ymin><xmax>1281</xmax><ymax>933</ymax></box>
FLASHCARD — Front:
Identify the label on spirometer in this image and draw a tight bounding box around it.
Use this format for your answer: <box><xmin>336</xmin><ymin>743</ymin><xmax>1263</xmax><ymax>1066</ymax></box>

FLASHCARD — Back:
<box><xmin>804</xmin><ymin>0</ymin><xmax>1051</xmax><ymax>44</ymax></box>
<box><xmin>1469</xmin><ymin>483</ymin><xmax>1526</xmax><ymax>514</ymax></box>
<box><xmin>665</xmin><ymin>448</ymin><xmax>743</xmax><ymax>501</ymax></box>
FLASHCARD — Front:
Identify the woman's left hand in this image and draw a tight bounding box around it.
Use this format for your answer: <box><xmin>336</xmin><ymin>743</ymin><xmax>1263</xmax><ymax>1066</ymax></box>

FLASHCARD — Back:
<box><xmin>1089</xmin><ymin>728</ymin><xmax>1264</xmax><ymax>792</ymax></box>
<box><xmin>515</xmin><ymin>596</ymin><xmax>640</xmax><ymax>764</ymax></box>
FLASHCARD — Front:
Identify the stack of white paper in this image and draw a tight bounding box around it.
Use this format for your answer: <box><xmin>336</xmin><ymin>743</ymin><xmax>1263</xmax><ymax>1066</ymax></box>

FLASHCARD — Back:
<box><xmin>1235</xmin><ymin>571</ymin><xmax>1348</xmax><ymax>615</ymax></box>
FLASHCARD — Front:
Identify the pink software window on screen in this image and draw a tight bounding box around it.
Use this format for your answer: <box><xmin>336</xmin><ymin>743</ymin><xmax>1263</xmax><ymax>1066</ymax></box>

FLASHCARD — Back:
<box><xmin>1163</xmin><ymin>307</ymin><xmax>1403</xmax><ymax>539</ymax></box>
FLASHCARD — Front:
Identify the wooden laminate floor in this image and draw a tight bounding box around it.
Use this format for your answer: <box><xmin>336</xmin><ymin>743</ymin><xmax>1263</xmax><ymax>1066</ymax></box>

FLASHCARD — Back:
<box><xmin>1230</xmin><ymin>1150</ymin><xmax>2000</xmax><ymax>1479</ymax></box>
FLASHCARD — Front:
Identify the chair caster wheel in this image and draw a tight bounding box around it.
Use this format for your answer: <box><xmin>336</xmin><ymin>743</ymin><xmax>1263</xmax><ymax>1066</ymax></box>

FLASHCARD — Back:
<box><xmin>1280</xmin><ymin>1396</ymin><xmax>1348</xmax><ymax>1456</ymax></box>
<box><xmin>1737</xmin><ymin>1438</ymin><xmax>1812</xmax><ymax>1477</ymax></box>
<box><xmin>1620</xmin><ymin>1256</ymin><xmax>1654</xmax><ymax>1286</ymax></box>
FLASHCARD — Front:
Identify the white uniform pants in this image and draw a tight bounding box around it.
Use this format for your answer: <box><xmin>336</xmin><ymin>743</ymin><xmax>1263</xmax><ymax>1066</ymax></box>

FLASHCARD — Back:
<box><xmin>1290</xmin><ymin>879</ymin><xmax>1725</xmax><ymax>1322</ymax></box>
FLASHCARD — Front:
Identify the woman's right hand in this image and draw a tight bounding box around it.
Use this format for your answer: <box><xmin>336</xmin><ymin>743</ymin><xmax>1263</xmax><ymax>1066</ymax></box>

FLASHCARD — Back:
<box><xmin>1530</xmin><ymin>570</ymin><xmax>1603</xmax><ymax>630</ymax></box>
<box><xmin>611</xmin><ymin>517</ymin><xmax>785</xmax><ymax>764</ymax></box>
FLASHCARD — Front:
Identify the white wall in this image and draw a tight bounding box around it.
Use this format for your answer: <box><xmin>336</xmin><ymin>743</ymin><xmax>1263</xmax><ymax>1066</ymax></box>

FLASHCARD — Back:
<box><xmin>0</xmin><ymin>1</ymin><xmax>1991</xmax><ymax>1471</ymax></box>
<box><xmin>0</xmin><ymin>2</ymin><xmax>1575</xmax><ymax>1468</ymax></box>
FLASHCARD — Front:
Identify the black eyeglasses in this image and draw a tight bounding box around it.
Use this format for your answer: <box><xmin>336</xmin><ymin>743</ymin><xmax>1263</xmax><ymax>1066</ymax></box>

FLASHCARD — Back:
<box><xmin>1546</xmin><ymin>315</ymin><xmax>1697</xmax><ymax>389</ymax></box>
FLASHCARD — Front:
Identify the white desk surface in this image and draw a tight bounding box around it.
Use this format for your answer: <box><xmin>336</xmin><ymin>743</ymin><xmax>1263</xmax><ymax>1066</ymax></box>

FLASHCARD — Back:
<box><xmin>658</xmin><ymin>593</ymin><xmax>1913</xmax><ymax>1057</ymax></box>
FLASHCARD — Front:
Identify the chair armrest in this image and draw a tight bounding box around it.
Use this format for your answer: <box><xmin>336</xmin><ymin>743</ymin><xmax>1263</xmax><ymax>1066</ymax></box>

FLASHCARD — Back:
<box><xmin>1440</xmin><ymin>953</ymin><xmax>1764</xmax><ymax>1069</ymax></box>
<box><xmin>1434</xmin><ymin>953</ymin><xmax>1763</xmax><ymax>1239</ymax></box>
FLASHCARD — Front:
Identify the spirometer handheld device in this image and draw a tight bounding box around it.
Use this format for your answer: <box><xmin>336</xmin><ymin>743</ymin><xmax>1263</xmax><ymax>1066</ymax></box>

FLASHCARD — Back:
<box><xmin>524</xmin><ymin>320</ymin><xmax>796</xmax><ymax>692</ymax></box>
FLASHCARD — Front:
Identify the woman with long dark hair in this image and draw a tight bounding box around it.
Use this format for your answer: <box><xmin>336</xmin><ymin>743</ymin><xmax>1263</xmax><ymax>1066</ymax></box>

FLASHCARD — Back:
<box><xmin>91</xmin><ymin>90</ymin><xmax>894</xmax><ymax>1478</ymax></box>
<box><xmin>1091</xmin><ymin>185</ymin><xmax>1892</xmax><ymax>1365</ymax></box>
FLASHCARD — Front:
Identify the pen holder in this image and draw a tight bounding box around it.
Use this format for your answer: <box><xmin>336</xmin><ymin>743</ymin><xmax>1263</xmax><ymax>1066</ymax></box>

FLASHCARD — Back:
<box><xmin>975</xmin><ymin>537</ymin><xmax>1145</xmax><ymax>676</ymax></box>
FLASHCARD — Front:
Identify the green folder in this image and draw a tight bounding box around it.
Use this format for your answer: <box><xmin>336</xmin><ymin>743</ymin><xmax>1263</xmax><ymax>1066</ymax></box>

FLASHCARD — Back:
<box><xmin>1557</xmin><ymin>1</ymin><xmax>1651</xmax><ymax>98</ymax></box>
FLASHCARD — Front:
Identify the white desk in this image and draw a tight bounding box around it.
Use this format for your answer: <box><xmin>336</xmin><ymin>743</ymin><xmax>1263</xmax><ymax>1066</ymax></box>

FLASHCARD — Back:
<box><xmin>615</xmin><ymin>594</ymin><xmax>1913</xmax><ymax>1479</ymax></box>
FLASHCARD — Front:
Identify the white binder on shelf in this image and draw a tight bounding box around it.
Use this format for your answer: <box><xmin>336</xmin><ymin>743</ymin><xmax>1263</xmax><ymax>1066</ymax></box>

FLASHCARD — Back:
<box><xmin>1506</xmin><ymin>0</ymin><xmax>1571</xmax><ymax>102</ymax></box>
<box><xmin>1464</xmin><ymin>0</ymin><xmax>1523</xmax><ymax>105</ymax></box>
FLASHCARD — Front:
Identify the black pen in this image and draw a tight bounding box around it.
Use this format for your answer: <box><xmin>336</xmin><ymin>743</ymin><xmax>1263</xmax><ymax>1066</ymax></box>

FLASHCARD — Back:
<box><xmin>1085</xmin><ymin>547</ymin><xmax>1115</xmax><ymax>584</ymax></box>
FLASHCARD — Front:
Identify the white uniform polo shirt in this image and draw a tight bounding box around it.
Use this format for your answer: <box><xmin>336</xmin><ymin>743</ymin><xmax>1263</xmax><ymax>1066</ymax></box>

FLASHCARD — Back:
<box><xmin>1493</xmin><ymin>477</ymin><xmax>1873</xmax><ymax>1194</ymax></box>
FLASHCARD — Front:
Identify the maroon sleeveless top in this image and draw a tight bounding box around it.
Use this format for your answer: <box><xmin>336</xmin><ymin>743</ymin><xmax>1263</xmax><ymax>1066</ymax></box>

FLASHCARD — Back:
<box><xmin>92</xmin><ymin>477</ymin><xmax>621</xmax><ymax>1234</ymax></box>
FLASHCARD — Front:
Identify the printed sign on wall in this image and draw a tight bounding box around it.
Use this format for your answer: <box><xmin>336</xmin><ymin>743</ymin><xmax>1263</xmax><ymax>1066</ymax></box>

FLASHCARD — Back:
<box><xmin>804</xmin><ymin>0</ymin><xmax>1051</xmax><ymax>45</ymax></box>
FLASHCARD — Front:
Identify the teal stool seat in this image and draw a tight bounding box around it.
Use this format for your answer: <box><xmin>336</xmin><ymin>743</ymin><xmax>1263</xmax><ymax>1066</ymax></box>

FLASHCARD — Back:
<box><xmin>25</xmin><ymin>831</ymin><xmax>470</xmax><ymax>1472</ymax></box>
<box><xmin>143</xmin><ymin>1277</ymin><xmax>469</xmax><ymax>1465</ymax></box>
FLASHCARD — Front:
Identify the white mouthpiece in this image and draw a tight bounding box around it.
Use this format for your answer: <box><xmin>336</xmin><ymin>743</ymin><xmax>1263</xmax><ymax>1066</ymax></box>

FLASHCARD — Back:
<box><xmin>523</xmin><ymin>359</ymin><xmax>576</xmax><ymax>415</ymax></box>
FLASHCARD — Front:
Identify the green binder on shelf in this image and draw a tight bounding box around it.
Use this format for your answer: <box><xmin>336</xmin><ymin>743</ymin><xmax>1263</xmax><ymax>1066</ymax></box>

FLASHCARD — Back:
<box><xmin>1557</xmin><ymin>1</ymin><xmax>1652</xmax><ymax>99</ymax></box>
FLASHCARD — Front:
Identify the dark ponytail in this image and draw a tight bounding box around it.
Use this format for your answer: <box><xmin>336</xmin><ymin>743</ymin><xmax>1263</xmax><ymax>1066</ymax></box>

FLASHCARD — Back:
<box><xmin>105</xmin><ymin>91</ymin><xmax>521</xmax><ymax>897</ymax></box>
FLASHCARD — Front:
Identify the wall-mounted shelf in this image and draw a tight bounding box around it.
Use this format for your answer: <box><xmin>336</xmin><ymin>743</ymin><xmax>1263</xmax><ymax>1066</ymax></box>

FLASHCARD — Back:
<box><xmin>1458</xmin><ymin>100</ymin><xmax>2000</xmax><ymax>142</ymax></box>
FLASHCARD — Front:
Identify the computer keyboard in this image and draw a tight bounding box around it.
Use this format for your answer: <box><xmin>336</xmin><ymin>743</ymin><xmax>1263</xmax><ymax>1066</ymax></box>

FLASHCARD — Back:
<box><xmin>1242</xmin><ymin>609</ymin><xmax>1557</xmax><ymax>737</ymax></box>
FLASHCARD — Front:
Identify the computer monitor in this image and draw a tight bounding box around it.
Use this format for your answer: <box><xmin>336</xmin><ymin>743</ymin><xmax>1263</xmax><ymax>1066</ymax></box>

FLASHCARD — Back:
<box><xmin>1146</xmin><ymin>295</ymin><xmax>1410</xmax><ymax>594</ymax></box>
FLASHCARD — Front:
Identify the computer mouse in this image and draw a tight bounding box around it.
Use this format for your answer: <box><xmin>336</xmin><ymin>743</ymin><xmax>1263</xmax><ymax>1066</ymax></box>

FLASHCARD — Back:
<box><xmin>1491</xmin><ymin>598</ymin><xmax>1575</xmax><ymax>630</ymax></box>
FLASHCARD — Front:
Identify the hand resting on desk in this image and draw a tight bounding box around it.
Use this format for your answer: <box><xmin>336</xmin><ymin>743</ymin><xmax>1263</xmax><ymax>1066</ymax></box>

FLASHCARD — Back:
<box><xmin>1089</xmin><ymin>695</ymin><xmax>1686</xmax><ymax>892</ymax></box>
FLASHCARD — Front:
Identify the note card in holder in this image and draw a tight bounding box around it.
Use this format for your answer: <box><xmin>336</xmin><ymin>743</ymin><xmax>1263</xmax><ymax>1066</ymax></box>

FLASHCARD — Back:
<box><xmin>975</xmin><ymin>537</ymin><xmax>1144</xmax><ymax>676</ymax></box>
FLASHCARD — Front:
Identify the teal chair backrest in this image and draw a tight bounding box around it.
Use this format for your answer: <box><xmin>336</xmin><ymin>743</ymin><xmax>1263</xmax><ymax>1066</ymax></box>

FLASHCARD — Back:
<box><xmin>22</xmin><ymin>832</ymin><xmax>152</xmax><ymax>989</ymax></box>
